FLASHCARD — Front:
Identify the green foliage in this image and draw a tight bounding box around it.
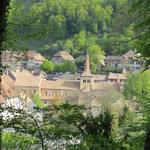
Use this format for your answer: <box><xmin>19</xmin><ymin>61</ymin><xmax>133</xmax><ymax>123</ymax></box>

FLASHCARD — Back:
<box><xmin>32</xmin><ymin>93</ymin><xmax>44</xmax><ymax>109</ymax></box>
<box><xmin>123</xmin><ymin>73</ymin><xmax>142</xmax><ymax>99</ymax></box>
<box><xmin>124</xmin><ymin>70</ymin><xmax>150</xmax><ymax>99</ymax></box>
<box><xmin>117</xmin><ymin>108</ymin><xmax>145</xmax><ymax>150</ymax></box>
<box><xmin>130</xmin><ymin>0</ymin><xmax>150</xmax><ymax>68</ymax></box>
<box><xmin>2</xmin><ymin>132</ymin><xmax>38</xmax><ymax>150</ymax></box>
<box><xmin>1</xmin><ymin>102</ymin><xmax>148</xmax><ymax>150</ymax></box>
<box><xmin>62</xmin><ymin>61</ymin><xmax>77</xmax><ymax>73</ymax></box>
<box><xmin>141</xmin><ymin>70</ymin><xmax>150</xmax><ymax>98</ymax></box>
<box><xmin>4</xmin><ymin>0</ymin><xmax>133</xmax><ymax>55</ymax></box>
<box><xmin>123</xmin><ymin>70</ymin><xmax>150</xmax><ymax>149</ymax></box>
<box><xmin>40</xmin><ymin>59</ymin><xmax>54</xmax><ymax>73</ymax></box>
<box><xmin>54</xmin><ymin>61</ymin><xmax>77</xmax><ymax>73</ymax></box>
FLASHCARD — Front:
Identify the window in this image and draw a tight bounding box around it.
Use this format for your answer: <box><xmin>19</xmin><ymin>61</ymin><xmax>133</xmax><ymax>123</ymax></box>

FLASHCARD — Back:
<box><xmin>45</xmin><ymin>91</ymin><xmax>48</xmax><ymax>95</ymax></box>
<box><xmin>87</xmin><ymin>80</ymin><xmax>90</xmax><ymax>83</ymax></box>
<box><xmin>94</xmin><ymin>80</ymin><xmax>98</xmax><ymax>83</ymax></box>
<box><xmin>83</xmin><ymin>80</ymin><xmax>86</xmax><ymax>83</ymax></box>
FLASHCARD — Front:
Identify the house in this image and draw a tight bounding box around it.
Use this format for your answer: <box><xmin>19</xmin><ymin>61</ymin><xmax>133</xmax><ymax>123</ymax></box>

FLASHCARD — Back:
<box><xmin>23</xmin><ymin>50</ymin><xmax>45</xmax><ymax>70</ymax></box>
<box><xmin>26</xmin><ymin>50</ymin><xmax>45</xmax><ymax>64</ymax></box>
<box><xmin>2</xmin><ymin>50</ymin><xmax>45</xmax><ymax>72</ymax></box>
<box><xmin>108</xmin><ymin>72</ymin><xmax>126</xmax><ymax>83</ymax></box>
<box><xmin>1</xmin><ymin>51</ymin><xmax>19</xmax><ymax>71</ymax></box>
<box><xmin>120</xmin><ymin>50</ymin><xmax>141</xmax><ymax>71</ymax></box>
<box><xmin>104</xmin><ymin>50</ymin><xmax>142</xmax><ymax>72</ymax></box>
<box><xmin>105</xmin><ymin>55</ymin><xmax>123</xmax><ymax>67</ymax></box>
<box><xmin>51</xmin><ymin>51</ymin><xmax>75</xmax><ymax>64</ymax></box>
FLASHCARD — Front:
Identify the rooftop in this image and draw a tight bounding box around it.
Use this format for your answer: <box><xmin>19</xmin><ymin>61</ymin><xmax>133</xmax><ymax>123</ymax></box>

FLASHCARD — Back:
<box><xmin>53</xmin><ymin>51</ymin><xmax>75</xmax><ymax>61</ymax></box>
<box><xmin>26</xmin><ymin>50</ymin><xmax>45</xmax><ymax>62</ymax></box>
<box><xmin>108</xmin><ymin>72</ymin><xmax>127</xmax><ymax>80</ymax></box>
<box><xmin>122</xmin><ymin>50</ymin><xmax>136</xmax><ymax>59</ymax></box>
<box><xmin>41</xmin><ymin>79</ymin><xmax>80</xmax><ymax>90</ymax></box>
<box><xmin>105</xmin><ymin>55</ymin><xmax>123</xmax><ymax>60</ymax></box>
<box><xmin>14</xmin><ymin>71</ymin><xmax>41</xmax><ymax>87</ymax></box>
<box><xmin>81</xmin><ymin>54</ymin><xmax>92</xmax><ymax>76</ymax></box>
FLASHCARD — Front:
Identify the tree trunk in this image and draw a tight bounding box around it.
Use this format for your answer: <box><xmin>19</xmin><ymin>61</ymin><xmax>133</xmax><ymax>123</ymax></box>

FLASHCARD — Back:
<box><xmin>0</xmin><ymin>0</ymin><xmax>10</xmax><ymax>49</ymax></box>
<box><xmin>0</xmin><ymin>0</ymin><xmax>10</xmax><ymax>146</ymax></box>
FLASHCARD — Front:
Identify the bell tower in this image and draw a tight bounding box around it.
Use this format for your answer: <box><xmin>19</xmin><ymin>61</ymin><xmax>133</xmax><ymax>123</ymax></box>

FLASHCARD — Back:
<box><xmin>80</xmin><ymin>53</ymin><xmax>93</xmax><ymax>90</ymax></box>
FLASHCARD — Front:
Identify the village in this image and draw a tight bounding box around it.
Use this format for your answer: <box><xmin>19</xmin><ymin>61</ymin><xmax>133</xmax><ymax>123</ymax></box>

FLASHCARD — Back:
<box><xmin>1</xmin><ymin>49</ymin><xmax>143</xmax><ymax>115</ymax></box>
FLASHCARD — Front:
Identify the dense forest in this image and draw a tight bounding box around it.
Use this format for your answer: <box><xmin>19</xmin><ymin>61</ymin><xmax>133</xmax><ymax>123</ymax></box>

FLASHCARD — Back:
<box><xmin>4</xmin><ymin>0</ymin><xmax>135</xmax><ymax>56</ymax></box>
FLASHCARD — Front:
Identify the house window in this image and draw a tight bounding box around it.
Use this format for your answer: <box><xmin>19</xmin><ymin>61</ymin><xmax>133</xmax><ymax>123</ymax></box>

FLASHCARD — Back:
<box><xmin>45</xmin><ymin>91</ymin><xmax>48</xmax><ymax>95</ymax></box>
<box><xmin>87</xmin><ymin>80</ymin><xmax>90</xmax><ymax>83</ymax></box>
<box><xmin>55</xmin><ymin>92</ymin><xmax>57</xmax><ymax>96</ymax></box>
<box><xmin>94</xmin><ymin>80</ymin><xmax>98</xmax><ymax>83</ymax></box>
<box><xmin>83</xmin><ymin>80</ymin><xmax>86</xmax><ymax>83</ymax></box>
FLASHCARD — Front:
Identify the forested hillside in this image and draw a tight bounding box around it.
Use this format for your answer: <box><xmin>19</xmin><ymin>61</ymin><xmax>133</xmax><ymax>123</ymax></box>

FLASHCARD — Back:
<box><xmin>4</xmin><ymin>0</ymin><xmax>135</xmax><ymax>57</ymax></box>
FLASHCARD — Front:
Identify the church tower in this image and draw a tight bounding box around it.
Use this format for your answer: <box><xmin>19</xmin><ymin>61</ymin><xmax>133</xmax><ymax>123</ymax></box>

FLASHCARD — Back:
<box><xmin>80</xmin><ymin>53</ymin><xmax>93</xmax><ymax>90</ymax></box>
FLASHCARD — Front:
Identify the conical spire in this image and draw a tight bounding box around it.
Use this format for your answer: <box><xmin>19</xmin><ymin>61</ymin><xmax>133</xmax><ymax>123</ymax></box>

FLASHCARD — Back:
<box><xmin>81</xmin><ymin>53</ymin><xmax>91</xmax><ymax>76</ymax></box>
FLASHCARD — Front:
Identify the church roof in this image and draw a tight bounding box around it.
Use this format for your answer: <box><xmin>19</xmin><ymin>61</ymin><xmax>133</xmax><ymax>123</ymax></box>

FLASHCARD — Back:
<box><xmin>41</xmin><ymin>79</ymin><xmax>80</xmax><ymax>90</ymax></box>
<box><xmin>14</xmin><ymin>71</ymin><xmax>41</xmax><ymax>87</ymax></box>
<box><xmin>81</xmin><ymin>54</ymin><xmax>92</xmax><ymax>76</ymax></box>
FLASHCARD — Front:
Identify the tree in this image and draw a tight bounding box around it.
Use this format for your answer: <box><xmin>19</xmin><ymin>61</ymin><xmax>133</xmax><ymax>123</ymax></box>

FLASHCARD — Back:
<box><xmin>123</xmin><ymin>70</ymin><xmax>150</xmax><ymax>150</ymax></box>
<box><xmin>130</xmin><ymin>0</ymin><xmax>150</xmax><ymax>69</ymax></box>
<box><xmin>129</xmin><ymin>0</ymin><xmax>150</xmax><ymax>145</ymax></box>
<box><xmin>0</xmin><ymin>0</ymin><xmax>10</xmax><ymax>49</ymax></box>
<box><xmin>53</xmin><ymin>61</ymin><xmax>77</xmax><ymax>73</ymax></box>
<box><xmin>88</xmin><ymin>44</ymin><xmax>105</xmax><ymax>73</ymax></box>
<box><xmin>62</xmin><ymin>61</ymin><xmax>77</xmax><ymax>73</ymax></box>
<box><xmin>123</xmin><ymin>70</ymin><xmax>150</xmax><ymax>100</ymax></box>
<box><xmin>1</xmin><ymin>103</ymin><xmax>124</xmax><ymax>150</ymax></box>
<box><xmin>33</xmin><ymin>93</ymin><xmax>44</xmax><ymax>109</ymax></box>
<box><xmin>123</xmin><ymin>73</ymin><xmax>142</xmax><ymax>99</ymax></box>
<box><xmin>40</xmin><ymin>59</ymin><xmax>54</xmax><ymax>73</ymax></box>
<box><xmin>2</xmin><ymin>132</ymin><xmax>37</xmax><ymax>150</ymax></box>
<box><xmin>141</xmin><ymin>70</ymin><xmax>150</xmax><ymax>98</ymax></box>
<box><xmin>4</xmin><ymin>0</ymin><xmax>130</xmax><ymax>55</ymax></box>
